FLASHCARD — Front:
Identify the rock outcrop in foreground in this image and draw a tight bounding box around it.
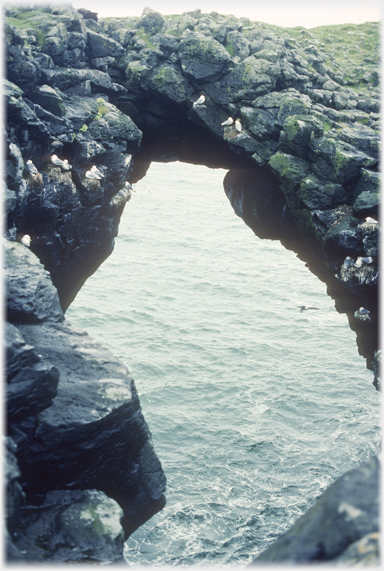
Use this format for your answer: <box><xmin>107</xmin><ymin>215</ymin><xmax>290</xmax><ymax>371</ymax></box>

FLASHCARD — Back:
<box><xmin>4</xmin><ymin>3</ymin><xmax>380</xmax><ymax>565</ymax></box>
<box><xmin>251</xmin><ymin>456</ymin><xmax>380</xmax><ymax>565</ymax></box>
<box><xmin>5</xmin><ymin>239</ymin><xmax>166</xmax><ymax>562</ymax></box>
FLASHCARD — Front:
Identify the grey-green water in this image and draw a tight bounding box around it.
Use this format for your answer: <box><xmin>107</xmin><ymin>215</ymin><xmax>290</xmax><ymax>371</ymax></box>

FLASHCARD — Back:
<box><xmin>66</xmin><ymin>161</ymin><xmax>380</xmax><ymax>566</ymax></box>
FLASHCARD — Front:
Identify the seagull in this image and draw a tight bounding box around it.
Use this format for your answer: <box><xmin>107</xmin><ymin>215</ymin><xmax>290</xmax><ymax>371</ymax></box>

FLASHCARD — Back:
<box><xmin>365</xmin><ymin>217</ymin><xmax>378</xmax><ymax>224</ymax></box>
<box><xmin>20</xmin><ymin>234</ymin><xmax>31</xmax><ymax>247</ymax></box>
<box><xmin>358</xmin><ymin>307</ymin><xmax>370</xmax><ymax>315</ymax></box>
<box><xmin>61</xmin><ymin>159</ymin><xmax>72</xmax><ymax>171</ymax></box>
<box><xmin>193</xmin><ymin>95</ymin><xmax>205</xmax><ymax>107</ymax></box>
<box><xmin>354</xmin><ymin>307</ymin><xmax>371</xmax><ymax>321</ymax></box>
<box><xmin>85</xmin><ymin>170</ymin><xmax>102</xmax><ymax>180</ymax></box>
<box><xmin>26</xmin><ymin>160</ymin><xmax>38</xmax><ymax>175</ymax></box>
<box><xmin>51</xmin><ymin>154</ymin><xmax>64</xmax><ymax>167</ymax></box>
<box><xmin>235</xmin><ymin>119</ymin><xmax>242</xmax><ymax>132</ymax></box>
<box><xmin>354</xmin><ymin>256</ymin><xmax>374</xmax><ymax>268</ymax></box>
<box><xmin>125</xmin><ymin>154</ymin><xmax>132</xmax><ymax>167</ymax></box>
<box><xmin>221</xmin><ymin>117</ymin><xmax>234</xmax><ymax>127</ymax></box>
<box><xmin>124</xmin><ymin>181</ymin><xmax>135</xmax><ymax>192</ymax></box>
<box><xmin>90</xmin><ymin>165</ymin><xmax>104</xmax><ymax>178</ymax></box>
<box><xmin>342</xmin><ymin>257</ymin><xmax>354</xmax><ymax>270</ymax></box>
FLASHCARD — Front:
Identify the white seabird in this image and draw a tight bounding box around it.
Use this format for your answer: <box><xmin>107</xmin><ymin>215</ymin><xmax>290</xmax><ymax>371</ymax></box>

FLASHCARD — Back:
<box><xmin>61</xmin><ymin>159</ymin><xmax>72</xmax><ymax>171</ymax></box>
<box><xmin>354</xmin><ymin>256</ymin><xmax>374</xmax><ymax>268</ymax></box>
<box><xmin>235</xmin><ymin>119</ymin><xmax>242</xmax><ymax>132</ymax></box>
<box><xmin>125</xmin><ymin>154</ymin><xmax>132</xmax><ymax>167</ymax></box>
<box><xmin>124</xmin><ymin>181</ymin><xmax>136</xmax><ymax>192</ymax></box>
<box><xmin>85</xmin><ymin>170</ymin><xmax>102</xmax><ymax>180</ymax></box>
<box><xmin>365</xmin><ymin>216</ymin><xmax>378</xmax><ymax>224</ymax></box>
<box><xmin>221</xmin><ymin>117</ymin><xmax>233</xmax><ymax>126</ymax></box>
<box><xmin>26</xmin><ymin>160</ymin><xmax>38</xmax><ymax>175</ymax></box>
<box><xmin>193</xmin><ymin>95</ymin><xmax>205</xmax><ymax>106</ymax></box>
<box><xmin>91</xmin><ymin>165</ymin><xmax>104</xmax><ymax>178</ymax></box>
<box><xmin>20</xmin><ymin>234</ymin><xmax>31</xmax><ymax>247</ymax></box>
<box><xmin>358</xmin><ymin>307</ymin><xmax>370</xmax><ymax>315</ymax></box>
<box><xmin>342</xmin><ymin>256</ymin><xmax>354</xmax><ymax>270</ymax></box>
<box><xmin>51</xmin><ymin>154</ymin><xmax>64</xmax><ymax>167</ymax></box>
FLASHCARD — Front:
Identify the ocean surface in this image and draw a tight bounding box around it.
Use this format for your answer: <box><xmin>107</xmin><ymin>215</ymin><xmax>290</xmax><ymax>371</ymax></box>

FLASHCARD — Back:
<box><xmin>66</xmin><ymin>161</ymin><xmax>381</xmax><ymax>567</ymax></box>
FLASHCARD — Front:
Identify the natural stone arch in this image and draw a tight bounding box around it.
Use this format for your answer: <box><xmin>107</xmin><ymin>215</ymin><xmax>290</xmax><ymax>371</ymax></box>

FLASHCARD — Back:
<box><xmin>5</xmin><ymin>5</ymin><xmax>379</xmax><ymax>380</ymax></box>
<box><xmin>4</xmin><ymin>4</ymin><xmax>380</xmax><ymax>565</ymax></box>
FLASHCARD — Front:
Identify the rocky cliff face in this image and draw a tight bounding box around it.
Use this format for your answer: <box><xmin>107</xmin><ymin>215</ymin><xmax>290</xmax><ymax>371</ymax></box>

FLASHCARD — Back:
<box><xmin>4</xmin><ymin>2</ymin><xmax>380</xmax><ymax>564</ymax></box>
<box><xmin>5</xmin><ymin>239</ymin><xmax>166</xmax><ymax>562</ymax></box>
<box><xmin>4</xmin><ymin>4</ymin><xmax>379</xmax><ymax>377</ymax></box>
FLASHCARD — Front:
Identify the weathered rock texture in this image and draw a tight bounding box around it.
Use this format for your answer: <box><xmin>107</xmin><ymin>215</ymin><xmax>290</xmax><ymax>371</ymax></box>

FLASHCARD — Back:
<box><xmin>4</xmin><ymin>2</ymin><xmax>380</xmax><ymax>565</ymax></box>
<box><xmin>251</xmin><ymin>455</ymin><xmax>380</xmax><ymax>565</ymax></box>
<box><xmin>4</xmin><ymin>3</ymin><xmax>379</xmax><ymax>378</ymax></box>
<box><xmin>5</xmin><ymin>240</ymin><xmax>166</xmax><ymax>562</ymax></box>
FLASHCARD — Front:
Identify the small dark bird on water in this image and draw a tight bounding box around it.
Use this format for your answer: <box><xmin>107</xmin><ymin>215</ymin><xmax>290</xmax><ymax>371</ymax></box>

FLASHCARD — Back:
<box><xmin>298</xmin><ymin>305</ymin><xmax>319</xmax><ymax>312</ymax></box>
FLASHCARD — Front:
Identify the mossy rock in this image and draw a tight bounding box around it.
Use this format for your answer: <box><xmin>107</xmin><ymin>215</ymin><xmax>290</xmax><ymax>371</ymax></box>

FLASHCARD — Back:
<box><xmin>280</xmin><ymin>115</ymin><xmax>323</xmax><ymax>158</ymax></box>
<box><xmin>86</xmin><ymin>29</ymin><xmax>125</xmax><ymax>59</ymax></box>
<box><xmin>28</xmin><ymin>85</ymin><xmax>66</xmax><ymax>117</ymax></box>
<box><xmin>148</xmin><ymin>64</ymin><xmax>192</xmax><ymax>103</ymax></box>
<box><xmin>310</xmin><ymin>136</ymin><xmax>377</xmax><ymax>186</ymax></box>
<box><xmin>299</xmin><ymin>175</ymin><xmax>349</xmax><ymax>210</ymax></box>
<box><xmin>137</xmin><ymin>8</ymin><xmax>165</xmax><ymax>36</ymax></box>
<box><xmin>268</xmin><ymin>151</ymin><xmax>311</xmax><ymax>195</ymax></box>
<box><xmin>178</xmin><ymin>33</ymin><xmax>232</xmax><ymax>81</ymax></box>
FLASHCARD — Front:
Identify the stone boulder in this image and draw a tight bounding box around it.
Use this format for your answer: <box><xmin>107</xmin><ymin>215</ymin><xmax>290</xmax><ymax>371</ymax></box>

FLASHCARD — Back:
<box><xmin>6</xmin><ymin>322</ymin><xmax>59</xmax><ymax>421</ymax></box>
<box><xmin>5</xmin><ymin>240</ymin><xmax>64</xmax><ymax>323</ymax></box>
<box><xmin>13</xmin><ymin>489</ymin><xmax>125</xmax><ymax>563</ymax></box>
<box><xmin>28</xmin><ymin>84</ymin><xmax>66</xmax><ymax>117</ymax></box>
<box><xmin>5</xmin><ymin>239</ymin><xmax>167</xmax><ymax>561</ymax></box>
<box><xmin>252</xmin><ymin>456</ymin><xmax>380</xmax><ymax>564</ymax></box>
<box><xmin>137</xmin><ymin>7</ymin><xmax>165</xmax><ymax>35</ymax></box>
<box><xmin>86</xmin><ymin>29</ymin><xmax>125</xmax><ymax>59</ymax></box>
<box><xmin>178</xmin><ymin>32</ymin><xmax>232</xmax><ymax>81</ymax></box>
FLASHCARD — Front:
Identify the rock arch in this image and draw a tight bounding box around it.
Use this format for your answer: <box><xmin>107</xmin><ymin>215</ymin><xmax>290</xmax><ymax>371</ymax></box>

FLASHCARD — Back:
<box><xmin>4</xmin><ymin>4</ymin><xmax>381</xmax><ymax>564</ymax></box>
<box><xmin>5</xmin><ymin>5</ymin><xmax>379</xmax><ymax>378</ymax></box>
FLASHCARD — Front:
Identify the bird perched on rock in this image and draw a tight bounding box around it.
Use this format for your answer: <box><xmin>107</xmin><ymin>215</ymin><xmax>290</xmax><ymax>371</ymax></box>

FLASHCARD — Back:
<box><xmin>50</xmin><ymin>154</ymin><xmax>64</xmax><ymax>167</ymax></box>
<box><xmin>20</xmin><ymin>234</ymin><xmax>31</xmax><ymax>247</ymax></box>
<box><xmin>358</xmin><ymin>307</ymin><xmax>370</xmax><ymax>315</ymax></box>
<box><xmin>123</xmin><ymin>181</ymin><xmax>136</xmax><ymax>193</ymax></box>
<box><xmin>125</xmin><ymin>154</ymin><xmax>132</xmax><ymax>168</ymax></box>
<box><xmin>61</xmin><ymin>159</ymin><xmax>72</xmax><ymax>171</ymax></box>
<box><xmin>85</xmin><ymin>169</ymin><xmax>102</xmax><ymax>180</ymax></box>
<box><xmin>221</xmin><ymin>117</ymin><xmax>233</xmax><ymax>126</ymax></box>
<box><xmin>365</xmin><ymin>216</ymin><xmax>378</xmax><ymax>224</ymax></box>
<box><xmin>342</xmin><ymin>256</ymin><xmax>354</xmax><ymax>270</ymax></box>
<box><xmin>193</xmin><ymin>95</ymin><xmax>205</xmax><ymax>107</ymax></box>
<box><xmin>26</xmin><ymin>160</ymin><xmax>38</xmax><ymax>175</ymax></box>
<box><xmin>235</xmin><ymin>119</ymin><xmax>242</xmax><ymax>132</ymax></box>
<box><xmin>354</xmin><ymin>256</ymin><xmax>374</xmax><ymax>268</ymax></box>
<box><xmin>354</xmin><ymin>307</ymin><xmax>371</xmax><ymax>322</ymax></box>
<box><xmin>90</xmin><ymin>165</ymin><xmax>104</xmax><ymax>178</ymax></box>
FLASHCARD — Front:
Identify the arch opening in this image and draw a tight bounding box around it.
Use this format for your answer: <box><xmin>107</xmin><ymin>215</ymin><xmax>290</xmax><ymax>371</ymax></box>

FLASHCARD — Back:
<box><xmin>66</xmin><ymin>160</ymin><xmax>380</xmax><ymax>565</ymax></box>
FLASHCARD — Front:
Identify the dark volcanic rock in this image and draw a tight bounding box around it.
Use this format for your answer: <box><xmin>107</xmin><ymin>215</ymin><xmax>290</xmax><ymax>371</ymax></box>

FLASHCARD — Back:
<box><xmin>137</xmin><ymin>7</ymin><xmax>165</xmax><ymax>35</ymax></box>
<box><xmin>251</xmin><ymin>455</ymin><xmax>380</xmax><ymax>564</ymax></box>
<box><xmin>178</xmin><ymin>32</ymin><xmax>232</xmax><ymax>81</ymax></box>
<box><xmin>6</xmin><ymin>322</ymin><xmax>59</xmax><ymax>421</ymax></box>
<box><xmin>28</xmin><ymin>84</ymin><xmax>66</xmax><ymax>117</ymax></box>
<box><xmin>4</xmin><ymin>4</ymin><xmax>380</xmax><ymax>564</ymax></box>
<box><xmin>5</xmin><ymin>240</ymin><xmax>64</xmax><ymax>323</ymax></box>
<box><xmin>5</xmin><ymin>239</ymin><xmax>166</xmax><ymax>561</ymax></box>
<box><xmin>13</xmin><ymin>489</ymin><xmax>125</xmax><ymax>563</ymax></box>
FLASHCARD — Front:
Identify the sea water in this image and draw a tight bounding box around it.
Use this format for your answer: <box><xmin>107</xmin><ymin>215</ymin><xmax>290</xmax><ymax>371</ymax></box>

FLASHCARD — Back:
<box><xmin>66</xmin><ymin>161</ymin><xmax>381</xmax><ymax>566</ymax></box>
